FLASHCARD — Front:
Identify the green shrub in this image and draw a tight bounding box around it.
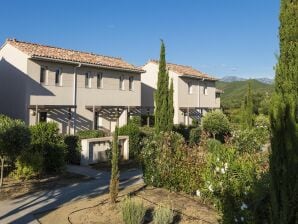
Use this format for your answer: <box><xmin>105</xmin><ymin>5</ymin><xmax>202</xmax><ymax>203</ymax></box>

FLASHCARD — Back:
<box><xmin>64</xmin><ymin>135</ymin><xmax>80</xmax><ymax>164</ymax></box>
<box><xmin>141</xmin><ymin>132</ymin><xmax>205</xmax><ymax>193</ymax></box>
<box><xmin>30</xmin><ymin>122</ymin><xmax>66</xmax><ymax>174</ymax></box>
<box><xmin>254</xmin><ymin>114</ymin><xmax>270</xmax><ymax>130</ymax></box>
<box><xmin>202</xmin><ymin>110</ymin><xmax>230</xmax><ymax>140</ymax></box>
<box><xmin>118</xmin><ymin>122</ymin><xmax>142</xmax><ymax>159</ymax></box>
<box><xmin>121</xmin><ymin>197</ymin><xmax>146</xmax><ymax>224</ymax></box>
<box><xmin>129</xmin><ymin>116</ymin><xmax>141</xmax><ymax>126</ymax></box>
<box><xmin>173</xmin><ymin>124</ymin><xmax>194</xmax><ymax>141</ymax></box>
<box><xmin>76</xmin><ymin>130</ymin><xmax>105</xmax><ymax>139</ymax></box>
<box><xmin>189</xmin><ymin>127</ymin><xmax>201</xmax><ymax>146</ymax></box>
<box><xmin>0</xmin><ymin>115</ymin><xmax>31</xmax><ymax>186</ymax></box>
<box><xmin>43</xmin><ymin>143</ymin><xmax>66</xmax><ymax>173</ymax></box>
<box><xmin>140</xmin><ymin>126</ymin><xmax>155</xmax><ymax>137</ymax></box>
<box><xmin>233</xmin><ymin>127</ymin><xmax>269</xmax><ymax>152</ymax></box>
<box><xmin>199</xmin><ymin>141</ymin><xmax>269</xmax><ymax>223</ymax></box>
<box><xmin>13</xmin><ymin>149</ymin><xmax>43</xmax><ymax>179</ymax></box>
<box><xmin>153</xmin><ymin>204</ymin><xmax>174</xmax><ymax>224</ymax></box>
<box><xmin>30</xmin><ymin>122</ymin><xmax>61</xmax><ymax>146</ymax></box>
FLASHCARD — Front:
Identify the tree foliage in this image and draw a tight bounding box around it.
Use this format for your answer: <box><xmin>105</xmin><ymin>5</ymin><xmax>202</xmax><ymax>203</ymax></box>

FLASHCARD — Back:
<box><xmin>155</xmin><ymin>40</ymin><xmax>172</xmax><ymax>133</ymax></box>
<box><xmin>202</xmin><ymin>110</ymin><xmax>230</xmax><ymax>139</ymax></box>
<box><xmin>0</xmin><ymin>115</ymin><xmax>31</xmax><ymax>187</ymax></box>
<box><xmin>269</xmin><ymin>0</ymin><xmax>298</xmax><ymax>223</ymax></box>
<box><xmin>241</xmin><ymin>82</ymin><xmax>254</xmax><ymax>128</ymax></box>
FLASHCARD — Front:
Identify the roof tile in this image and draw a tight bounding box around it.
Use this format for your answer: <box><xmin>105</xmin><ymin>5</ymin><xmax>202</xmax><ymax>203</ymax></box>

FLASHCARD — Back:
<box><xmin>150</xmin><ymin>60</ymin><xmax>217</xmax><ymax>80</ymax></box>
<box><xmin>7</xmin><ymin>39</ymin><xmax>143</xmax><ymax>73</ymax></box>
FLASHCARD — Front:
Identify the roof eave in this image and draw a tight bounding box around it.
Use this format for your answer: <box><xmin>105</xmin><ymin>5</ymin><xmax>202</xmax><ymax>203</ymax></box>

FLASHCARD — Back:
<box><xmin>179</xmin><ymin>74</ymin><xmax>218</xmax><ymax>81</ymax></box>
<box><xmin>29</xmin><ymin>55</ymin><xmax>145</xmax><ymax>74</ymax></box>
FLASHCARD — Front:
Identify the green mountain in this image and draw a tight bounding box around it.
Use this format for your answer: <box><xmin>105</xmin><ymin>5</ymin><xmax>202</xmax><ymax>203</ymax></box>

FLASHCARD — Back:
<box><xmin>216</xmin><ymin>79</ymin><xmax>274</xmax><ymax>109</ymax></box>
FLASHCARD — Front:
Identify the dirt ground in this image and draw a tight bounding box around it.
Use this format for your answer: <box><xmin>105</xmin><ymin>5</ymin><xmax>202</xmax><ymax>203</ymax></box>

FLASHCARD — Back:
<box><xmin>37</xmin><ymin>184</ymin><xmax>219</xmax><ymax>224</ymax></box>
<box><xmin>0</xmin><ymin>172</ymin><xmax>92</xmax><ymax>201</ymax></box>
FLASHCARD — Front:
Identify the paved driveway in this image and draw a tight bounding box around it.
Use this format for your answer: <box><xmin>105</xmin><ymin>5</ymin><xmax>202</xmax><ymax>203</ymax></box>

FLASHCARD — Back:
<box><xmin>0</xmin><ymin>165</ymin><xmax>143</xmax><ymax>224</ymax></box>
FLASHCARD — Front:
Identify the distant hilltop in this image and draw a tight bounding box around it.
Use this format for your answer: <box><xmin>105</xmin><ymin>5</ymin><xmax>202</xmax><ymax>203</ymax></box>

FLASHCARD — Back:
<box><xmin>220</xmin><ymin>76</ymin><xmax>274</xmax><ymax>84</ymax></box>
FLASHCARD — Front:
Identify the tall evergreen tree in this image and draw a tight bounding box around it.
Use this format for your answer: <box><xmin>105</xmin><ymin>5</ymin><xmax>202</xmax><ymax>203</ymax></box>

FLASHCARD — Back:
<box><xmin>155</xmin><ymin>40</ymin><xmax>170</xmax><ymax>133</ymax></box>
<box><xmin>269</xmin><ymin>0</ymin><xmax>298</xmax><ymax>223</ymax></box>
<box><xmin>241</xmin><ymin>82</ymin><xmax>254</xmax><ymax>128</ymax></box>
<box><xmin>110</xmin><ymin>126</ymin><xmax>119</xmax><ymax>203</ymax></box>
<box><xmin>167</xmin><ymin>78</ymin><xmax>174</xmax><ymax>130</ymax></box>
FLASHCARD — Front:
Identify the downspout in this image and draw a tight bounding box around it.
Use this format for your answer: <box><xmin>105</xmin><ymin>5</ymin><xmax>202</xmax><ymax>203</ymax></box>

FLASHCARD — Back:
<box><xmin>73</xmin><ymin>63</ymin><xmax>81</xmax><ymax>134</ymax></box>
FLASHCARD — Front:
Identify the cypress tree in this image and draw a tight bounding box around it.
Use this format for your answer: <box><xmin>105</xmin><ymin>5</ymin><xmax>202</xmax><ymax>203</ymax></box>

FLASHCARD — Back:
<box><xmin>155</xmin><ymin>40</ymin><xmax>170</xmax><ymax>133</ymax></box>
<box><xmin>269</xmin><ymin>0</ymin><xmax>298</xmax><ymax>223</ymax></box>
<box><xmin>110</xmin><ymin>126</ymin><xmax>119</xmax><ymax>203</ymax></box>
<box><xmin>167</xmin><ymin>78</ymin><xmax>174</xmax><ymax>130</ymax></box>
<box><xmin>241</xmin><ymin>82</ymin><xmax>254</xmax><ymax>128</ymax></box>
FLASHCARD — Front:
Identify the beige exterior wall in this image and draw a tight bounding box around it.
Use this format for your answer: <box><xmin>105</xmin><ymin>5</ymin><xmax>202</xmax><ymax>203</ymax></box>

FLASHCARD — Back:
<box><xmin>141</xmin><ymin>62</ymin><xmax>220</xmax><ymax>125</ymax></box>
<box><xmin>0</xmin><ymin>43</ymin><xmax>141</xmax><ymax>133</ymax></box>
<box><xmin>0</xmin><ymin>44</ymin><xmax>29</xmax><ymax>122</ymax></box>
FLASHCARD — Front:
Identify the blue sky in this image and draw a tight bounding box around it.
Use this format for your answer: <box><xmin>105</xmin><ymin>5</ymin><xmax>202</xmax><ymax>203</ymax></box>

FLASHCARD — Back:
<box><xmin>0</xmin><ymin>0</ymin><xmax>279</xmax><ymax>78</ymax></box>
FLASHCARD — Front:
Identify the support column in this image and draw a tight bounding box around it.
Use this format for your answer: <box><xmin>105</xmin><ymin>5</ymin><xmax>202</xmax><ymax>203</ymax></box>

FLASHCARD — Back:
<box><xmin>187</xmin><ymin>107</ymin><xmax>190</xmax><ymax>126</ymax></box>
<box><xmin>35</xmin><ymin>105</ymin><xmax>38</xmax><ymax>124</ymax></box>
<box><xmin>68</xmin><ymin>107</ymin><xmax>71</xmax><ymax>135</ymax></box>
<box><xmin>127</xmin><ymin>106</ymin><xmax>130</xmax><ymax>124</ymax></box>
<box><xmin>116</xmin><ymin>107</ymin><xmax>119</xmax><ymax>127</ymax></box>
<box><xmin>92</xmin><ymin>105</ymin><xmax>96</xmax><ymax>130</ymax></box>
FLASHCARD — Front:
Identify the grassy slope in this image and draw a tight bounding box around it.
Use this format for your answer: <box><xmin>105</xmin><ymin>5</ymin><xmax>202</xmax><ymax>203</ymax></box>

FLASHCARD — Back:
<box><xmin>216</xmin><ymin>79</ymin><xmax>274</xmax><ymax>108</ymax></box>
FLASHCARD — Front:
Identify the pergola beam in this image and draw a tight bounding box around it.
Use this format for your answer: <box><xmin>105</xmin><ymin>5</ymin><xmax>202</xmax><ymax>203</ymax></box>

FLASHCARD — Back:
<box><xmin>28</xmin><ymin>105</ymin><xmax>76</xmax><ymax>110</ymax></box>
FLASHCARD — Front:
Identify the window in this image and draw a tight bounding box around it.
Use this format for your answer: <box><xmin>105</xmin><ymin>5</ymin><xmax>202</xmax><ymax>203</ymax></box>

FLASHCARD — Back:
<box><xmin>216</xmin><ymin>93</ymin><xmax>220</xmax><ymax>98</ymax></box>
<box><xmin>40</xmin><ymin>67</ymin><xmax>47</xmax><ymax>84</ymax></box>
<box><xmin>85</xmin><ymin>72</ymin><xmax>91</xmax><ymax>88</ymax></box>
<box><xmin>129</xmin><ymin>76</ymin><xmax>134</xmax><ymax>91</ymax></box>
<box><xmin>55</xmin><ymin>68</ymin><xmax>62</xmax><ymax>86</ymax></box>
<box><xmin>203</xmin><ymin>84</ymin><xmax>208</xmax><ymax>95</ymax></box>
<box><xmin>119</xmin><ymin>76</ymin><xmax>124</xmax><ymax>90</ymax></box>
<box><xmin>97</xmin><ymin>72</ymin><xmax>103</xmax><ymax>89</ymax></box>
<box><xmin>39</xmin><ymin>112</ymin><xmax>47</xmax><ymax>123</ymax></box>
<box><xmin>188</xmin><ymin>82</ymin><xmax>193</xmax><ymax>94</ymax></box>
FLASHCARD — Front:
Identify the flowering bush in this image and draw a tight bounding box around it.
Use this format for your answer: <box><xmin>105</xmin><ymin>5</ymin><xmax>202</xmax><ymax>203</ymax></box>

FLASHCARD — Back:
<box><xmin>233</xmin><ymin>126</ymin><xmax>269</xmax><ymax>153</ymax></box>
<box><xmin>199</xmin><ymin>141</ymin><xmax>269</xmax><ymax>223</ymax></box>
<box><xmin>141</xmin><ymin>132</ymin><xmax>205</xmax><ymax>193</ymax></box>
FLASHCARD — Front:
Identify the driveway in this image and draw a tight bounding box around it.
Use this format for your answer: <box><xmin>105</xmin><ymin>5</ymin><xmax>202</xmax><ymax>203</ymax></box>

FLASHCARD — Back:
<box><xmin>0</xmin><ymin>165</ymin><xmax>143</xmax><ymax>224</ymax></box>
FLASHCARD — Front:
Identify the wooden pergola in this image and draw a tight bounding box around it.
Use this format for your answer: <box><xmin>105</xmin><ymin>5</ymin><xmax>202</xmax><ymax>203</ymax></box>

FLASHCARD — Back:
<box><xmin>28</xmin><ymin>105</ymin><xmax>77</xmax><ymax>133</ymax></box>
<box><xmin>179</xmin><ymin>107</ymin><xmax>214</xmax><ymax>124</ymax></box>
<box><xmin>85</xmin><ymin>105</ymin><xmax>154</xmax><ymax>129</ymax></box>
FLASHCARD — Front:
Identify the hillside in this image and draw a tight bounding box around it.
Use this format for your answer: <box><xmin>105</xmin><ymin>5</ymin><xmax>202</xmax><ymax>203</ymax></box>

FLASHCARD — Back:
<box><xmin>216</xmin><ymin>79</ymin><xmax>274</xmax><ymax>109</ymax></box>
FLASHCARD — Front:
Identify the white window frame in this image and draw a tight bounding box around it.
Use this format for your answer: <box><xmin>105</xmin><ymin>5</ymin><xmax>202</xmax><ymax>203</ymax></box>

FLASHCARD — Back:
<box><xmin>55</xmin><ymin>68</ymin><xmax>62</xmax><ymax>86</ymax></box>
<box><xmin>203</xmin><ymin>84</ymin><xmax>208</xmax><ymax>95</ymax></box>
<box><xmin>85</xmin><ymin>72</ymin><xmax>92</xmax><ymax>88</ymax></box>
<box><xmin>97</xmin><ymin>72</ymin><xmax>103</xmax><ymax>89</ymax></box>
<box><xmin>188</xmin><ymin>82</ymin><xmax>193</xmax><ymax>94</ymax></box>
<box><xmin>119</xmin><ymin>75</ymin><xmax>125</xmax><ymax>90</ymax></box>
<box><xmin>40</xmin><ymin>66</ymin><xmax>48</xmax><ymax>85</ymax></box>
<box><xmin>129</xmin><ymin>76</ymin><xmax>134</xmax><ymax>91</ymax></box>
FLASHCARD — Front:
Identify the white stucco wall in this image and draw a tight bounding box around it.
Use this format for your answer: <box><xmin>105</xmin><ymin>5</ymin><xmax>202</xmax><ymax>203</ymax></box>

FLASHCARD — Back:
<box><xmin>0</xmin><ymin>42</ymin><xmax>141</xmax><ymax>133</ymax></box>
<box><xmin>141</xmin><ymin>61</ymin><xmax>220</xmax><ymax>125</ymax></box>
<box><xmin>0</xmin><ymin>43</ymin><xmax>29</xmax><ymax>122</ymax></box>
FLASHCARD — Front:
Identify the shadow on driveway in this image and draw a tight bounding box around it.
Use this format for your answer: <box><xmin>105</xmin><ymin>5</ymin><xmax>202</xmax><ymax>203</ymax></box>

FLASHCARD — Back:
<box><xmin>0</xmin><ymin>166</ymin><xmax>143</xmax><ymax>224</ymax></box>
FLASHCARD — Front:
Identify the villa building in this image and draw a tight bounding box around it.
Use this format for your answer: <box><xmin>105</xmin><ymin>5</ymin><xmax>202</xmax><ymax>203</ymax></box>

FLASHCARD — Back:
<box><xmin>142</xmin><ymin>60</ymin><xmax>221</xmax><ymax>125</ymax></box>
<box><xmin>0</xmin><ymin>39</ymin><xmax>143</xmax><ymax>134</ymax></box>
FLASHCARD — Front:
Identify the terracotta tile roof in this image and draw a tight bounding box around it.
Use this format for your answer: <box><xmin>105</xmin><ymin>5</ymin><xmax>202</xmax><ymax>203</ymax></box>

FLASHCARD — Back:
<box><xmin>149</xmin><ymin>60</ymin><xmax>218</xmax><ymax>81</ymax></box>
<box><xmin>6</xmin><ymin>39</ymin><xmax>143</xmax><ymax>73</ymax></box>
<box><xmin>216</xmin><ymin>88</ymin><xmax>224</xmax><ymax>93</ymax></box>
